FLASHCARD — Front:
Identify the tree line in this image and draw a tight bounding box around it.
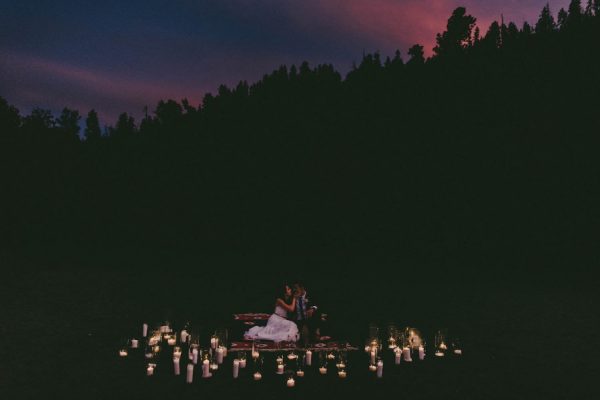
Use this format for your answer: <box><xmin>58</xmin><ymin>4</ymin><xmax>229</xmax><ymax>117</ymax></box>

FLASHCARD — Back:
<box><xmin>1</xmin><ymin>2</ymin><xmax>599</xmax><ymax>268</ymax></box>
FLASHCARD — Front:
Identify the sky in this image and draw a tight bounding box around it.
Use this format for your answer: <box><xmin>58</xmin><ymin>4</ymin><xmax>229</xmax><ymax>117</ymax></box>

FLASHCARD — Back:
<box><xmin>0</xmin><ymin>0</ymin><xmax>570</xmax><ymax>125</ymax></box>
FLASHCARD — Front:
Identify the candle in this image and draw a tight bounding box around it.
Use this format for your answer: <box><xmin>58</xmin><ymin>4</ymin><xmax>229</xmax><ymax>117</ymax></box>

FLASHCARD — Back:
<box><xmin>202</xmin><ymin>359</ymin><xmax>211</xmax><ymax>378</ymax></box>
<box><xmin>403</xmin><ymin>347</ymin><xmax>412</xmax><ymax>362</ymax></box>
<box><xmin>336</xmin><ymin>363</ymin><xmax>346</xmax><ymax>369</ymax></box>
<box><xmin>327</xmin><ymin>353</ymin><xmax>335</xmax><ymax>360</ymax></box>
<box><xmin>440</xmin><ymin>342</ymin><xmax>447</xmax><ymax>350</ymax></box>
<box><xmin>119</xmin><ymin>350</ymin><xmax>128</xmax><ymax>357</ymax></box>
<box><xmin>145</xmin><ymin>351</ymin><xmax>153</xmax><ymax>359</ymax></box>
<box><xmin>276</xmin><ymin>364</ymin><xmax>284</xmax><ymax>374</ymax></box>
<box><xmin>253</xmin><ymin>372</ymin><xmax>262</xmax><ymax>381</ymax></box>
<box><xmin>376</xmin><ymin>360</ymin><xmax>383</xmax><ymax>378</ymax></box>
<box><xmin>222</xmin><ymin>346</ymin><xmax>228</xmax><ymax>358</ymax></box>
<box><xmin>286</xmin><ymin>377</ymin><xmax>295</xmax><ymax>387</ymax></box>
<box><xmin>276</xmin><ymin>355</ymin><xmax>284</xmax><ymax>363</ymax></box>
<box><xmin>131</xmin><ymin>339</ymin><xmax>139</xmax><ymax>349</ymax></box>
<box><xmin>168</xmin><ymin>337</ymin><xmax>176</xmax><ymax>346</ymax></box>
<box><xmin>239</xmin><ymin>359</ymin><xmax>247</xmax><ymax>368</ymax></box>
<box><xmin>454</xmin><ymin>349</ymin><xmax>462</xmax><ymax>355</ymax></box>
<box><xmin>319</xmin><ymin>366</ymin><xmax>327</xmax><ymax>375</ymax></box>
<box><xmin>364</xmin><ymin>345</ymin><xmax>370</xmax><ymax>353</ymax></box>
<box><xmin>435</xmin><ymin>351</ymin><xmax>444</xmax><ymax>357</ymax></box>
<box><xmin>186</xmin><ymin>364</ymin><xmax>194</xmax><ymax>383</ymax></box>
<box><xmin>370</xmin><ymin>350</ymin><xmax>376</xmax><ymax>365</ymax></box>
<box><xmin>419</xmin><ymin>346</ymin><xmax>426</xmax><ymax>360</ymax></box>
<box><xmin>296</xmin><ymin>370</ymin><xmax>304</xmax><ymax>377</ymax></box>
<box><xmin>174</xmin><ymin>346</ymin><xmax>182</xmax><ymax>358</ymax></box>
<box><xmin>192</xmin><ymin>348</ymin><xmax>198</xmax><ymax>364</ymax></box>
<box><xmin>395</xmin><ymin>349</ymin><xmax>402</xmax><ymax>365</ymax></box>
<box><xmin>232</xmin><ymin>359</ymin><xmax>240</xmax><ymax>378</ymax></box>
<box><xmin>180</xmin><ymin>330</ymin><xmax>188</xmax><ymax>343</ymax></box>
<box><xmin>142</xmin><ymin>323</ymin><xmax>148</xmax><ymax>337</ymax></box>
<box><xmin>160</xmin><ymin>325</ymin><xmax>168</xmax><ymax>334</ymax></box>
<box><xmin>252</xmin><ymin>350</ymin><xmax>260</xmax><ymax>360</ymax></box>
<box><xmin>287</xmin><ymin>353</ymin><xmax>298</xmax><ymax>360</ymax></box>
<box><xmin>211</xmin><ymin>337</ymin><xmax>219</xmax><ymax>349</ymax></box>
<box><xmin>210</xmin><ymin>362</ymin><xmax>218</xmax><ymax>371</ymax></box>
<box><xmin>305</xmin><ymin>350</ymin><xmax>312</xmax><ymax>366</ymax></box>
<box><xmin>173</xmin><ymin>357</ymin><xmax>181</xmax><ymax>375</ymax></box>
<box><xmin>369</xmin><ymin>364</ymin><xmax>377</xmax><ymax>371</ymax></box>
<box><xmin>338</xmin><ymin>370</ymin><xmax>347</xmax><ymax>378</ymax></box>
<box><xmin>153</xmin><ymin>345</ymin><xmax>160</xmax><ymax>354</ymax></box>
<box><xmin>147</xmin><ymin>366</ymin><xmax>154</xmax><ymax>376</ymax></box>
<box><xmin>216</xmin><ymin>347</ymin><xmax>224</xmax><ymax>364</ymax></box>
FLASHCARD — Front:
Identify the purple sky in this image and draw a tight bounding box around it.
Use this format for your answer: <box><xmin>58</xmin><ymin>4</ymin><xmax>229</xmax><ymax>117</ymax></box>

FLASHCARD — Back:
<box><xmin>0</xmin><ymin>0</ymin><xmax>570</xmax><ymax>125</ymax></box>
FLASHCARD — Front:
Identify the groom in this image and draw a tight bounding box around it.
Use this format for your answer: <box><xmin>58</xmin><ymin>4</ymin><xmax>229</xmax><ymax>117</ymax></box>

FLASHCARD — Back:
<box><xmin>292</xmin><ymin>281</ymin><xmax>321</xmax><ymax>345</ymax></box>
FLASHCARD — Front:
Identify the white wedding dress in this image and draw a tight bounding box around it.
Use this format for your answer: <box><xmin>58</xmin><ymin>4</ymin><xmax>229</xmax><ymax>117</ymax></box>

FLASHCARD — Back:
<box><xmin>244</xmin><ymin>305</ymin><xmax>299</xmax><ymax>342</ymax></box>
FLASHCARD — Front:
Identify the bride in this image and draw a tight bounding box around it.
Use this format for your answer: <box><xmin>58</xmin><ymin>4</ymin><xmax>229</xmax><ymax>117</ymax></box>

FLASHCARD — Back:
<box><xmin>244</xmin><ymin>284</ymin><xmax>299</xmax><ymax>342</ymax></box>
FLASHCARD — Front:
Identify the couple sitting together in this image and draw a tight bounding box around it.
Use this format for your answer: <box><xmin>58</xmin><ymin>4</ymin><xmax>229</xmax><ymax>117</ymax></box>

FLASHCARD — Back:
<box><xmin>245</xmin><ymin>282</ymin><xmax>322</xmax><ymax>344</ymax></box>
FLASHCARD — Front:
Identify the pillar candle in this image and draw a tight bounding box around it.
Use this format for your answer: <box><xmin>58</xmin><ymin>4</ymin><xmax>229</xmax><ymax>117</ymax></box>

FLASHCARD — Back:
<box><xmin>192</xmin><ymin>348</ymin><xmax>198</xmax><ymax>364</ymax></box>
<box><xmin>454</xmin><ymin>349</ymin><xmax>462</xmax><ymax>355</ymax></box>
<box><xmin>395</xmin><ymin>349</ymin><xmax>402</xmax><ymax>365</ymax></box>
<box><xmin>253</xmin><ymin>372</ymin><xmax>262</xmax><ymax>381</ymax></box>
<box><xmin>376</xmin><ymin>360</ymin><xmax>383</xmax><ymax>378</ymax></box>
<box><xmin>306</xmin><ymin>350</ymin><xmax>312</xmax><ymax>366</ymax></box>
<box><xmin>287</xmin><ymin>377</ymin><xmax>295</xmax><ymax>387</ymax></box>
<box><xmin>131</xmin><ymin>339</ymin><xmax>138</xmax><ymax>348</ymax></box>
<box><xmin>216</xmin><ymin>347</ymin><xmax>224</xmax><ymax>364</ymax></box>
<box><xmin>276</xmin><ymin>364</ymin><xmax>284</xmax><ymax>374</ymax></box>
<box><xmin>210</xmin><ymin>362</ymin><xmax>218</xmax><ymax>371</ymax></box>
<box><xmin>296</xmin><ymin>370</ymin><xmax>304</xmax><ymax>377</ymax></box>
<box><xmin>173</xmin><ymin>358</ymin><xmax>181</xmax><ymax>375</ymax></box>
<box><xmin>147</xmin><ymin>366</ymin><xmax>154</xmax><ymax>376</ymax></box>
<box><xmin>419</xmin><ymin>346</ymin><xmax>425</xmax><ymax>360</ymax></box>
<box><xmin>168</xmin><ymin>337</ymin><xmax>176</xmax><ymax>346</ymax></box>
<box><xmin>403</xmin><ymin>347</ymin><xmax>412</xmax><ymax>362</ymax></box>
<box><xmin>369</xmin><ymin>364</ymin><xmax>377</xmax><ymax>371</ymax></box>
<box><xmin>180</xmin><ymin>330</ymin><xmax>188</xmax><ymax>343</ymax></box>
<box><xmin>338</xmin><ymin>371</ymin><xmax>347</xmax><ymax>378</ymax></box>
<box><xmin>174</xmin><ymin>347</ymin><xmax>182</xmax><ymax>358</ymax></box>
<box><xmin>239</xmin><ymin>359</ymin><xmax>247</xmax><ymax>368</ymax></box>
<box><xmin>232</xmin><ymin>359</ymin><xmax>240</xmax><ymax>378</ymax></box>
<box><xmin>186</xmin><ymin>364</ymin><xmax>194</xmax><ymax>383</ymax></box>
<box><xmin>252</xmin><ymin>350</ymin><xmax>260</xmax><ymax>360</ymax></box>
<box><xmin>119</xmin><ymin>350</ymin><xmax>128</xmax><ymax>357</ymax></box>
<box><xmin>319</xmin><ymin>366</ymin><xmax>327</xmax><ymax>375</ymax></box>
<box><xmin>370</xmin><ymin>350</ymin><xmax>376</xmax><ymax>365</ymax></box>
<box><xmin>142</xmin><ymin>323</ymin><xmax>148</xmax><ymax>338</ymax></box>
<box><xmin>211</xmin><ymin>337</ymin><xmax>218</xmax><ymax>349</ymax></box>
<box><xmin>202</xmin><ymin>359</ymin><xmax>211</xmax><ymax>378</ymax></box>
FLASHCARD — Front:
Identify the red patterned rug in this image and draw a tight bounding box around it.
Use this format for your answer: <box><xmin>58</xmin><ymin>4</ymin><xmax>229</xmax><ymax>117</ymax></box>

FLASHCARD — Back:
<box><xmin>229</xmin><ymin>340</ymin><xmax>357</xmax><ymax>352</ymax></box>
<box><xmin>233</xmin><ymin>313</ymin><xmax>271</xmax><ymax>321</ymax></box>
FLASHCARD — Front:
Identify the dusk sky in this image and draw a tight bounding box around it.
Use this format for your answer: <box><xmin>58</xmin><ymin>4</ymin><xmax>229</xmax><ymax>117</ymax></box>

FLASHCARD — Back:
<box><xmin>1</xmin><ymin>0</ymin><xmax>569</xmax><ymax>125</ymax></box>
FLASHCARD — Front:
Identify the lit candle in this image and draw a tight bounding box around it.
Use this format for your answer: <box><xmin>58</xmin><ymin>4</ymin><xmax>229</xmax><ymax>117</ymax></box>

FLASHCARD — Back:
<box><xmin>239</xmin><ymin>359</ymin><xmax>247</xmax><ymax>368</ymax></box>
<box><xmin>253</xmin><ymin>372</ymin><xmax>262</xmax><ymax>381</ymax></box>
<box><xmin>168</xmin><ymin>337</ymin><xmax>176</xmax><ymax>346</ymax></box>
<box><xmin>305</xmin><ymin>350</ymin><xmax>312</xmax><ymax>366</ymax></box>
<box><xmin>173</xmin><ymin>357</ymin><xmax>181</xmax><ymax>375</ymax></box>
<box><xmin>403</xmin><ymin>347</ymin><xmax>412</xmax><ymax>362</ymax></box>
<box><xmin>336</xmin><ymin>362</ymin><xmax>346</xmax><ymax>369</ymax></box>
<box><xmin>395</xmin><ymin>348</ymin><xmax>402</xmax><ymax>365</ymax></box>
<box><xmin>202</xmin><ymin>359</ymin><xmax>211</xmax><ymax>378</ymax></box>
<box><xmin>153</xmin><ymin>345</ymin><xmax>160</xmax><ymax>354</ymax></box>
<box><xmin>145</xmin><ymin>351</ymin><xmax>153</xmax><ymax>359</ymax></box>
<box><xmin>376</xmin><ymin>360</ymin><xmax>383</xmax><ymax>378</ymax></box>
<box><xmin>180</xmin><ymin>330</ymin><xmax>188</xmax><ymax>343</ymax></box>
<box><xmin>211</xmin><ymin>337</ymin><xmax>219</xmax><ymax>349</ymax></box>
<box><xmin>142</xmin><ymin>323</ymin><xmax>148</xmax><ymax>338</ymax></box>
<box><xmin>454</xmin><ymin>349</ymin><xmax>462</xmax><ymax>355</ymax></box>
<box><xmin>147</xmin><ymin>365</ymin><xmax>154</xmax><ymax>376</ymax></box>
<box><xmin>440</xmin><ymin>342</ymin><xmax>447</xmax><ymax>350</ymax></box>
<box><xmin>296</xmin><ymin>370</ymin><xmax>304</xmax><ymax>377</ymax></box>
<box><xmin>286</xmin><ymin>377</ymin><xmax>295</xmax><ymax>387</ymax></box>
<box><xmin>252</xmin><ymin>350</ymin><xmax>260</xmax><ymax>360</ymax></box>
<box><xmin>160</xmin><ymin>325</ymin><xmax>168</xmax><ymax>334</ymax></box>
<box><xmin>370</xmin><ymin>350</ymin><xmax>376</xmax><ymax>365</ymax></box>
<box><xmin>435</xmin><ymin>351</ymin><xmax>444</xmax><ymax>357</ymax></box>
<box><xmin>119</xmin><ymin>349</ymin><xmax>128</xmax><ymax>357</ymax></box>
<box><xmin>419</xmin><ymin>346</ymin><xmax>425</xmax><ymax>360</ymax></box>
<box><xmin>287</xmin><ymin>353</ymin><xmax>297</xmax><ymax>360</ymax></box>
<box><xmin>174</xmin><ymin>346</ymin><xmax>182</xmax><ymax>358</ymax></box>
<box><xmin>192</xmin><ymin>348</ymin><xmax>198</xmax><ymax>364</ymax></box>
<box><xmin>277</xmin><ymin>364</ymin><xmax>284</xmax><ymax>374</ymax></box>
<box><xmin>276</xmin><ymin>355</ymin><xmax>284</xmax><ymax>363</ymax></box>
<box><xmin>216</xmin><ymin>347</ymin><xmax>224</xmax><ymax>364</ymax></box>
<box><xmin>210</xmin><ymin>362</ymin><xmax>218</xmax><ymax>371</ymax></box>
<box><xmin>319</xmin><ymin>366</ymin><xmax>327</xmax><ymax>375</ymax></box>
<box><xmin>186</xmin><ymin>364</ymin><xmax>194</xmax><ymax>383</ymax></box>
<box><xmin>369</xmin><ymin>364</ymin><xmax>377</xmax><ymax>372</ymax></box>
<box><xmin>232</xmin><ymin>359</ymin><xmax>240</xmax><ymax>378</ymax></box>
<box><xmin>327</xmin><ymin>352</ymin><xmax>335</xmax><ymax>360</ymax></box>
<box><xmin>131</xmin><ymin>339</ymin><xmax>138</xmax><ymax>349</ymax></box>
<box><xmin>338</xmin><ymin>370</ymin><xmax>347</xmax><ymax>378</ymax></box>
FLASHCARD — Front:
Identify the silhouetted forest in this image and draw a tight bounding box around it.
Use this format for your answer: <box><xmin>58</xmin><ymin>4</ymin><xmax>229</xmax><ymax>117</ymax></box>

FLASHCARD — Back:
<box><xmin>2</xmin><ymin>3</ymin><xmax>599</xmax><ymax>270</ymax></box>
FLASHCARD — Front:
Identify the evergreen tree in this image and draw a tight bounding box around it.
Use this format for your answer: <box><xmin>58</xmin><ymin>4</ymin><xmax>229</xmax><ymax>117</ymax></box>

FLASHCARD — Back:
<box><xmin>57</xmin><ymin>107</ymin><xmax>81</xmax><ymax>139</ymax></box>
<box><xmin>407</xmin><ymin>44</ymin><xmax>425</xmax><ymax>65</ymax></box>
<box><xmin>535</xmin><ymin>3</ymin><xmax>556</xmax><ymax>34</ymax></box>
<box><xmin>558</xmin><ymin>8</ymin><xmax>568</xmax><ymax>29</ymax></box>
<box><xmin>433</xmin><ymin>7</ymin><xmax>477</xmax><ymax>57</ymax></box>
<box><xmin>85</xmin><ymin>109</ymin><xmax>102</xmax><ymax>141</ymax></box>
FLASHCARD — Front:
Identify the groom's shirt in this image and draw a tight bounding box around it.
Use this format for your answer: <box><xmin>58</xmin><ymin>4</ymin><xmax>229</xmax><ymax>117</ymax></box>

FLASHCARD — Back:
<box><xmin>296</xmin><ymin>292</ymin><xmax>307</xmax><ymax>321</ymax></box>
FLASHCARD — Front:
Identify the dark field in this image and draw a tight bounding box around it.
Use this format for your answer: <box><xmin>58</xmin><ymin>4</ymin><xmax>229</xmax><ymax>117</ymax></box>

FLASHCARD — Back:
<box><xmin>2</xmin><ymin>253</ymin><xmax>596</xmax><ymax>399</ymax></box>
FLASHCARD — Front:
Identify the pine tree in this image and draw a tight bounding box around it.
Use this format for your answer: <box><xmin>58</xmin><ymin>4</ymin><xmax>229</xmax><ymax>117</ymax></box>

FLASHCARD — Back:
<box><xmin>535</xmin><ymin>3</ymin><xmax>556</xmax><ymax>34</ymax></box>
<box><xmin>85</xmin><ymin>109</ymin><xmax>101</xmax><ymax>141</ymax></box>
